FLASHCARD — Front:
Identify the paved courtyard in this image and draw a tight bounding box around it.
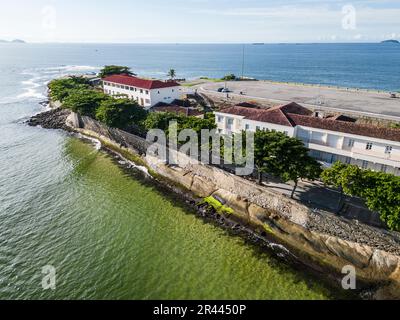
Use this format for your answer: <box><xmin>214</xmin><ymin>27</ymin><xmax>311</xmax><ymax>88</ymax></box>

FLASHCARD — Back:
<box><xmin>196</xmin><ymin>81</ymin><xmax>400</xmax><ymax>119</ymax></box>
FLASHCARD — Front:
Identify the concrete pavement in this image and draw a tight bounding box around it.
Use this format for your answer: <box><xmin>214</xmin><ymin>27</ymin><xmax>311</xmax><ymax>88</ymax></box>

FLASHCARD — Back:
<box><xmin>195</xmin><ymin>80</ymin><xmax>400</xmax><ymax>120</ymax></box>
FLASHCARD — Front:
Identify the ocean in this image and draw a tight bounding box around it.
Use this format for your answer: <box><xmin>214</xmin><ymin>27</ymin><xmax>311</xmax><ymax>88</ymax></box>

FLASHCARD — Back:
<box><xmin>0</xmin><ymin>43</ymin><xmax>397</xmax><ymax>299</ymax></box>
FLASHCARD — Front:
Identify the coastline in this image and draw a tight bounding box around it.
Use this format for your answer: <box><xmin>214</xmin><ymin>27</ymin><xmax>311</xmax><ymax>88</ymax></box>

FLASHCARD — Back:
<box><xmin>27</xmin><ymin>103</ymin><xmax>400</xmax><ymax>300</ymax></box>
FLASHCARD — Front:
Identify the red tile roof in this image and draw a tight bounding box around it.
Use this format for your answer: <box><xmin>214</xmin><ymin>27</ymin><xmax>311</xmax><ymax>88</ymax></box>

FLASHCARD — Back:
<box><xmin>218</xmin><ymin>102</ymin><xmax>311</xmax><ymax>127</ymax></box>
<box><xmin>218</xmin><ymin>102</ymin><xmax>400</xmax><ymax>142</ymax></box>
<box><xmin>287</xmin><ymin>113</ymin><xmax>400</xmax><ymax>142</ymax></box>
<box><xmin>102</xmin><ymin>74</ymin><xmax>180</xmax><ymax>90</ymax></box>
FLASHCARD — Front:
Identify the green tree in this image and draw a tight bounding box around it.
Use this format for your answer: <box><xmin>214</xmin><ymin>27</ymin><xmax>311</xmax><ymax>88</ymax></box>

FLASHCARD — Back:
<box><xmin>144</xmin><ymin>112</ymin><xmax>180</xmax><ymax>133</ymax></box>
<box><xmin>222</xmin><ymin>74</ymin><xmax>236</xmax><ymax>81</ymax></box>
<box><xmin>144</xmin><ymin>112</ymin><xmax>215</xmax><ymax>137</ymax></box>
<box><xmin>252</xmin><ymin>130</ymin><xmax>322</xmax><ymax>194</ymax></box>
<box><xmin>99</xmin><ymin>65</ymin><xmax>134</xmax><ymax>78</ymax></box>
<box><xmin>48</xmin><ymin>77</ymin><xmax>90</xmax><ymax>102</ymax></box>
<box><xmin>253</xmin><ymin>130</ymin><xmax>279</xmax><ymax>184</ymax></box>
<box><xmin>63</xmin><ymin>89</ymin><xmax>107</xmax><ymax>117</ymax></box>
<box><xmin>272</xmin><ymin>135</ymin><xmax>322</xmax><ymax>198</ymax></box>
<box><xmin>167</xmin><ymin>69</ymin><xmax>176</xmax><ymax>80</ymax></box>
<box><xmin>322</xmin><ymin>163</ymin><xmax>400</xmax><ymax>231</ymax></box>
<box><xmin>321</xmin><ymin>161</ymin><xmax>348</xmax><ymax>212</ymax></box>
<box><xmin>95</xmin><ymin>98</ymin><xmax>147</xmax><ymax>129</ymax></box>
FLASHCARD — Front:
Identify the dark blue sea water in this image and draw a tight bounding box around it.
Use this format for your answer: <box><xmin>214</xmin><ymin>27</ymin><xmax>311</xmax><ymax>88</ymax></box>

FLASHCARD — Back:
<box><xmin>1</xmin><ymin>43</ymin><xmax>399</xmax><ymax>94</ymax></box>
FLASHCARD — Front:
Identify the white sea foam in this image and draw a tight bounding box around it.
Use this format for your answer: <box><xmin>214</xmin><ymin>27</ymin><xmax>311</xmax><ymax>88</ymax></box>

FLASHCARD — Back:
<box><xmin>76</xmin><ymin>133</ymin><xmax>102</xmax><ymax>151</ymax></box>
<box><xmin>43</xmin><ymin>65</ymin><xmax>99</xmax><ymax>74</ymax></box>
<box><xmin>17</xmin><ymin>73</ymin><xmax>47</xmax><ymax>100</ymax></box>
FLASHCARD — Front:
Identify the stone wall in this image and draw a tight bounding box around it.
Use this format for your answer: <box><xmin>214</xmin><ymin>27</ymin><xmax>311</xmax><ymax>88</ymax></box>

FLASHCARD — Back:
<box><xmin>66</xmin><ymin>111</ymin><xmax>400</xmax><ymax>299</ymax></box>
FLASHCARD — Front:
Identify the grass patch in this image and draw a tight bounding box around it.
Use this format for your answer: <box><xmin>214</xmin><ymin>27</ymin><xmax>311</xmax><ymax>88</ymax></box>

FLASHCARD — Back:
<box><xmin>263</xmin><ymin>223</ymin><xmax>275</xmax><ymax>235</ymax></box>
<box><xmin>202</xmin><ymin>196</ymin><xmax>234</xmax><ymax>215</ymax></box>
<box><xmin>199</xmin><ymin>77</ymin><xmax>225</xmax><ymax>83</ymax></box>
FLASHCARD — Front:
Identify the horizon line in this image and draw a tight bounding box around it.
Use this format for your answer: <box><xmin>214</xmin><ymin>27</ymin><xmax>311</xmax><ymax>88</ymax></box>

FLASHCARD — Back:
<box><xmin>1</xmin><ymin>41</ymin><xmax>391</xmax><ymax>45</ymax></box>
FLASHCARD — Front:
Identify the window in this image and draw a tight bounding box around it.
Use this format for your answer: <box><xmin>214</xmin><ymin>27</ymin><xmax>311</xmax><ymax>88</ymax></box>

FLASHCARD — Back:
<box><xmin>158</xmin><ymin>91</ymin><xmax>160</xmax><ymax>94</ymax></box>
<box><xmin>284</xmin><ymin>131</ymin><xmax>289</xmax><ymax>136</ymax></box>
<box><xmin>172</xmin><ymin>89</ymin><xmax>175</xmax><ymax>92</ymax></box>
<box><xmin>227</xmin><ymin>119</ymin><xmax>234</xmax><ymax>125</ymax></box>
<box><xmin>217</xmin><ymin>116</ymin><xmax>223</xmax><ymax>123</ymax></box>
<box><xmin>348</xmin><ymin>139</ymin><xmax>355</xmax><ymax>147</ymax></box>
<box><xmin>145</xmin><ymin>99</ymin><xmax>150</xmax><ymax>104</ymax></box>
<box><xmin>145</xmin><ymin>90</ymin><xmax>149</xmax><ymax>95</ymax></box>
<box><xmin>130</xmin><ymin>87</ymin><xmax>134</xmax><ymax>91</ymax></box>
<box><xmin>140</xmin><ymin>89</ymin><xmax>143</xmax><ymax>93</ymax></box>
<box><xmin>245</xmin><ymin>124</ymin><xmax>250</xmax><ymax>130</ymax></box>
<box><xmin>385</xmin><ymin>146</ymin><xmax>393</xmax><ymax>154</ymax></box>
<box><xmin>256</xmin><ymin>126</ymin><xmax>261</xmax><ymax>131</ymax></box>
<box><xmin>366</xmin><ymin>142</ymin><xmax>373</xmax><ymax>150</ymax></box>
<box><xmin>362</xmin><ymin>160</ymin><xmax>369</xmax><ymax>169</ymax></box>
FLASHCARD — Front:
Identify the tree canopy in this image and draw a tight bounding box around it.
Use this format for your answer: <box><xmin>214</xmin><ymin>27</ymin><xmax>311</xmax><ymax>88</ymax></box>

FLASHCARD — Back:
<box><xmin>252</xmin><ymin>130</ymin><xmax>322</xmax><ymax>197</ymax></box>
<box><xmin>95</xmin><ymin>98</ymin><xmax>147</xmax><ymax>129</ymax></box>
<box><xmin>167</xmin><ymin>69</ymin><xmax>176</xmax><ymax>80</ymax></box>
<box><xmin>144</xmin><ymin>112</ymin><xmax>216</xmax><ymax>137</ymax></box>
<box><xmin>48</xmin><ymin>77</ymin><xmax>90</xmax><ymax>102</ymax></box>
<box><xmin>222</xmin><ymin>74</ymin><xmax>236</xmax><ymax>81</ymax></box>
<box><xmin>99</xmin><ymin>65</ymin><xmax>134</xmax><ymax>78</ymax></box>
<box><xmin>322</xmin><ymin>162</ymin><xmax>400</xmax><ymax>231</ymax></box>
<box><xmin>63</xmin><ymin>89</ymin><xmax>108</xmax><ymax>118</ymax></box>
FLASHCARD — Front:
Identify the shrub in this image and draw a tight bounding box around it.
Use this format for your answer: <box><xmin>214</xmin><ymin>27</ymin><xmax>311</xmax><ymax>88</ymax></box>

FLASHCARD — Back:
<box><xmin>99</xmin><ymin>65</ymin><xmax>134</xmax><ymax>78</ymax></box>
<box><xmin>322</xmin><ymin>162</ymin><xmax>400</xmax><ymax>231</ymax></box>
<box><xmin>63</xmin><ymin>89</ymin><xmax>108</xmax><ymax>118</ymax></box>
<box><xmin>48</xmin><ymin>77</ymin><xmax>90</xmax><ymax>102</ymax></box>
<box><xmin>222</xmin><ymin>74</ymin><xmax>236</xmax><ymax>81</ymax></box>
<box><xmin>95</xmin><ymin>98</ymin><xmax>147</xmax><ymax>129</ymax></box>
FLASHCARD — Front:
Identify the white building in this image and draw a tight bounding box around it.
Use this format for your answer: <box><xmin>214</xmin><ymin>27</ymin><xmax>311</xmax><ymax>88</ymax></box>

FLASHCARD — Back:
<box><xmin>102</xmin><ymin>74</ymin><xmax>182</xmax><ymax>110</ymax></box>
<box><xmin>215</xmin><ymin>102</ymin><xmax>400</xmax><ymax>176</ymax></box>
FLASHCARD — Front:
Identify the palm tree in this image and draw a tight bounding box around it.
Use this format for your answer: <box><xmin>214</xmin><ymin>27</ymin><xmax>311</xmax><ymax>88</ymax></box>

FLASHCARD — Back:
<box><xmin>168</xmin><ymin>69</ymin><xmax>176</xmax><ymax>80</ymax></box>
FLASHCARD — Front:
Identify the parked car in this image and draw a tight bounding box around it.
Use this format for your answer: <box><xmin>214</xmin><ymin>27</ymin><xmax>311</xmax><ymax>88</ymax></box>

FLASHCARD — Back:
<box><xmin>222</xmin><ymin>88</ymin><xmax>231</xmax><ymax>93</ymax></box>
<box><xmin>217</xmin><ymin>87</ymin><xmax>224</xmax><ymax>92</ymax></box>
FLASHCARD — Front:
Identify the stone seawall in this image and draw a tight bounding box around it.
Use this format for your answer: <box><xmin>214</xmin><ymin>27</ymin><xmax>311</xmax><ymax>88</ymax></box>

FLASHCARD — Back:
<box><xmin>65</xmin><ymin>111</ymin><xmax>400</xmax><ymax>299</ymax></box>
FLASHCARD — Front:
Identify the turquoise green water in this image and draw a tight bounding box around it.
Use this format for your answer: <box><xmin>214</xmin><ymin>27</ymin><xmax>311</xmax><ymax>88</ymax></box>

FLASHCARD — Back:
<box><xmin>0</xmin><ymin>134</ymin><xmax>339</xmax><ymax>299</ymax></box>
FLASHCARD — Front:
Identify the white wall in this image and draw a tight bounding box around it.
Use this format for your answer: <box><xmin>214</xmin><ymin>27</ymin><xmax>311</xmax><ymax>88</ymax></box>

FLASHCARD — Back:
<box><xmin>103</xmin><ymin>81</ymin><xmax>181</xmax><ymax>109</ymax></box>
<box><xmin>296</xmin><ymin>125</ymin><xmax>400</xmax><ymax>172</ymax></box>
<box><xmin>214</xmin><ymin>112</ymin><xmax>295</xmax><ymax>136</ymax></box>
<box><xmin>242</xmin><ymin>119</ymin><xmax>295</xmax><ymax>137</ymax></box>
<box><xmin>150</xmin><ymin>86</ymin><xmax>182</xmax><ymax>106</ymax></box>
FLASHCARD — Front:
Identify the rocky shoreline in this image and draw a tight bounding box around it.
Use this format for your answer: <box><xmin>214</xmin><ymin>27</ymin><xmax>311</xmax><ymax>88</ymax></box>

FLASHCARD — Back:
<box><xmin>27</xmin><ymin>108</ymin><xmax>72</xmax><ymax>131</ymax></box>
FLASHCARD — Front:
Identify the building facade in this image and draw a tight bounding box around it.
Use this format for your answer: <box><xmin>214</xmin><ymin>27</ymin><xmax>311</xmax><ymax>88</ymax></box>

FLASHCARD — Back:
<box><xmin>102</xmin><ymin>74</ymin><xmax>182</xmax><ymax>109</ymax></box>
<box><xmin>215</xmin><ymin>102</ymin><xmax>400</xmax><ymax>176</ymax></box>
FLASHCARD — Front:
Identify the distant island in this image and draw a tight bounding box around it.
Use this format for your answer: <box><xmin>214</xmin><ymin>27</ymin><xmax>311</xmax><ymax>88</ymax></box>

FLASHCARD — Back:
<box><xmin>0</xmin><ymin>39</ymin><xmax>26</xmax><ymax>44</ymax></box>
<box><xmin>381</xmin><ymin>40</ymin><xmax>399</xmax><ymax>44</ymax></box>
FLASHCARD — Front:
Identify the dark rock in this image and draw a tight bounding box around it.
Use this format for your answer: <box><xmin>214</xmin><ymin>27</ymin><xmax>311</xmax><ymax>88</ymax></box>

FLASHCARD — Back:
<box><xmin>27</xmin><ymin>108</ymin><xmax>71</xmax><ymax>130</ymax></box>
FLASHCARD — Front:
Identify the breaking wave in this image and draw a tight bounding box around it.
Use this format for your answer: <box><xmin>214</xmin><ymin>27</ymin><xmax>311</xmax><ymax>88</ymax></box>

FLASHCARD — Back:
<box><xmin>42</xmin><ymin>65</ymin><xmax>99</xmax><ymax>74</ymax></box>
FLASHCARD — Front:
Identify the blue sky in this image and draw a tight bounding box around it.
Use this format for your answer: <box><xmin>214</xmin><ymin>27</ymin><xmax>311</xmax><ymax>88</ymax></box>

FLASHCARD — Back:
<box><xmin>1</xmin><ymin>0</ymin><xmax>399</xmax><ymax>43</ymax></box>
